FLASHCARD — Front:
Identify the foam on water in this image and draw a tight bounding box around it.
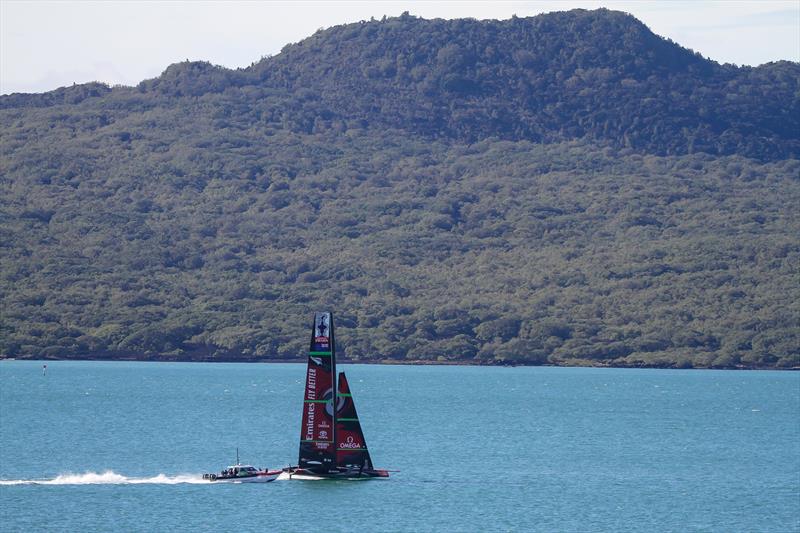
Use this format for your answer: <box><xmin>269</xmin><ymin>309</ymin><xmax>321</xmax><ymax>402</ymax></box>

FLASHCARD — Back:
<box><xmin>0</xmin><ymin>471</ymin><xmax>207</xmax><ymax>485</ymax></box>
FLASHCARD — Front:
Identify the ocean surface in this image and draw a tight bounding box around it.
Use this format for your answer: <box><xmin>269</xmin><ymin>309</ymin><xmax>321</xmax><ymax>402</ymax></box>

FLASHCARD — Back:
<box><xmin>0</xmin><ymin>361</ymin><xmax>797</xmax><ymax>532</ymax></box>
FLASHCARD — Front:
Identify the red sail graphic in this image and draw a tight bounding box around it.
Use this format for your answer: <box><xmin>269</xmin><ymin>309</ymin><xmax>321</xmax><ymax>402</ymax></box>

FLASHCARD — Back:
<box><xmin>335</xmin><ymin>372</ymin><xmax>374</xmax><ymax>471</ymax></box>
<box><xmin>298</xmin><ymin>312</ymin><xmax>336</xmax><ymax>471</ymax></box>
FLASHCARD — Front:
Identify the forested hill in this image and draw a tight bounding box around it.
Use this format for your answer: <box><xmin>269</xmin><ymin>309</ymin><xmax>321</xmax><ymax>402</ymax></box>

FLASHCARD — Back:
<box><xmin>3</xmin><ymin>9</ymin><xmax>799</xmax><ymax>160</ymax></box>
<box><xmin>1</xmin><ymin>10</ymin><xmax>798</xmax><ymax>368</ymax></box>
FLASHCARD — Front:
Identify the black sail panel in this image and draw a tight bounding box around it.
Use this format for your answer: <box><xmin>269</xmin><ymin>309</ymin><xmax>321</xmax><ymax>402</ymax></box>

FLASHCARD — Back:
<box><xmin>298</xmin><ymin>312</ymin><xmax>337</xmax><ymax>471</ymax></box>
<box><xmin>335</xmin><ymin>372</ymin><xmax>374</xmax><ymax>471</ymax></box>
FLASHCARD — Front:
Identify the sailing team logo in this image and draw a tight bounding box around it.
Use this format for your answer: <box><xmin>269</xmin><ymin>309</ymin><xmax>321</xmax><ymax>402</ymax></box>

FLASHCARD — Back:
<box><xmin>324</xmin><ymin>388</ymin><xmax>346</xmax><ymax>416</ymax></box>
<box><xmin>313</xmin><ymin>312</ymin><xmax>331</xmax><ymax>350</ymax></box>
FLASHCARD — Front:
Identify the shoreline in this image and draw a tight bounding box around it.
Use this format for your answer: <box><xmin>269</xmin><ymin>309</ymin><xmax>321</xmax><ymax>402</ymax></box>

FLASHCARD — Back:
<box><xmin>1</xmin><ymin>355</ymin><xmax>796</xmax><ymax>371</ymax></box>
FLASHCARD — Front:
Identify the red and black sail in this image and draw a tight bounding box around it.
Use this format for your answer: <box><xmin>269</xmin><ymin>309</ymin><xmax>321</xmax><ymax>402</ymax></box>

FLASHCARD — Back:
<box><xmin>298</xmin><ymin>312</ymin><xmax>337</xmax><ymax>472</ymax></box>
<box><xmin>335</xmin><ymin>372</ymin><xmax>374</xmax><ymax>472</ymax></box>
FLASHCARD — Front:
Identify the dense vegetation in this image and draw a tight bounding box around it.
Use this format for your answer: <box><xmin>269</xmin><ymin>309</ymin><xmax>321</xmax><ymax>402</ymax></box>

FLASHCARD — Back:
<box><xmin>1</xmin><ymin>10</ymin><xmax>798</xmax><ymax>368</ymax></box>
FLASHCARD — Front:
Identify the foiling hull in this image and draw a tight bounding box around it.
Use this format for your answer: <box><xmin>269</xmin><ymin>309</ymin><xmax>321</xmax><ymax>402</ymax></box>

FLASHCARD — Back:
<box><xmin>277</xmin><ymin>467</ymin><xmax>389</xmax><ymax>481</ymax></box>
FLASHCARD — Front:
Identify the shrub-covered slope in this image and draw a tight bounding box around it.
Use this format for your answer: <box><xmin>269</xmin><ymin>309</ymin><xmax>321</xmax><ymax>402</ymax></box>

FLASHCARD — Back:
<box><xmin>1</xmin><ymin>10</ymin><xmax>798</xmax><ymax>367</ymax></box>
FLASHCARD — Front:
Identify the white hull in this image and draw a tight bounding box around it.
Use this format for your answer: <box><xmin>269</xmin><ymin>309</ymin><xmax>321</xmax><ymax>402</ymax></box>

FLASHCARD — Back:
<box><xmin>276</xmin><ymin>471</ymin><xmax>326</xmax><ymax>481</ymax></box>
<box><xmin>206</xmin><ymin>473</ymin><xmax>278</xmax><ymax>483</ymax></box>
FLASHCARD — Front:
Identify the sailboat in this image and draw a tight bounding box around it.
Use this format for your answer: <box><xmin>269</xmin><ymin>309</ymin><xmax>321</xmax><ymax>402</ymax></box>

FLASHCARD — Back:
<box><xmin>278</xmin><ymin>312</ymin><xmax>390</xmax><ymax>480</ymax></box>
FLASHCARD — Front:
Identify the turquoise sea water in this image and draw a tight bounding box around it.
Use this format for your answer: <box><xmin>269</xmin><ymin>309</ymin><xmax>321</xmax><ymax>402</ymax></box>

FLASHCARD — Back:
<box><xmin>0</xmin><ymin>361</ymin><xmax>798</xmax><ymax>532</ymax></box>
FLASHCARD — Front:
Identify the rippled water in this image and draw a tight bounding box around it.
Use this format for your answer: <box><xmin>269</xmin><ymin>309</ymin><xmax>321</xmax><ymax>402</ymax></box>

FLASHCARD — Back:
<box><xmin>1</xmin><ymin>361</ymin><xmax>798</xmax><ymax>532</ymax></box>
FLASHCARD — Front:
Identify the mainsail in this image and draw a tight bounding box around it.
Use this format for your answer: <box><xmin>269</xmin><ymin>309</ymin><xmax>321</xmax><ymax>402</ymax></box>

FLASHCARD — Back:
<box><xmin>298</xmin><ymin>312</ymin><xmax>336</xmax><ymax>471</ymax></box>
<box><xmin>335</xmin><ymin>372</ymin><xmax>374</xmax><ymax>472</ymax></box>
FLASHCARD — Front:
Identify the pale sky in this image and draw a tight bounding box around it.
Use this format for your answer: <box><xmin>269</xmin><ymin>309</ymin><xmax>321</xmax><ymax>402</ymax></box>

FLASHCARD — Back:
<box><xmin>1</xmin><ymin>1</ymin><xmax>798</xmax><ymax>95</ymax></box>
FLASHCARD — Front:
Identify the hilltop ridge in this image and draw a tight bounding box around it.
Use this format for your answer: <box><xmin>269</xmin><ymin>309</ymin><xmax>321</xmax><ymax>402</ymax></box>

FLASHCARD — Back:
<box><xmin>3</xmin><ymin>9</ymin><xmax>799</xmax><ymax>159</ymax></box>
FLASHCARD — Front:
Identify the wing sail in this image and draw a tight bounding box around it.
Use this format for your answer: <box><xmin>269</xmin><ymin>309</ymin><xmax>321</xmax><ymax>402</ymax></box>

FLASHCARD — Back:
<box><xmin>298</xmin><ymin>312</ymin><xmax>337</xmax><ymax>471</ymax></box>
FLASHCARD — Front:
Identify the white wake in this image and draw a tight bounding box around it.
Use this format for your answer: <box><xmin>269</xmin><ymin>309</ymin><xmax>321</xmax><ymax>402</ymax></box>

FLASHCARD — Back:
<box><xmin>0</xmin><ymin>471</ymin><xmax>207</xmax><ymax>485</ymax></box>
